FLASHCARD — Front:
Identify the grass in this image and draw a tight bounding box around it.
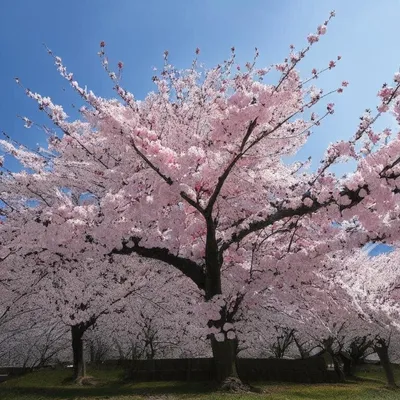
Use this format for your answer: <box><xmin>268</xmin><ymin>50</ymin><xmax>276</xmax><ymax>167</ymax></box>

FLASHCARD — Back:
<box><xmin>1</xmin><ymin>364</ymin><xmax>400</xmax><ymax>399</ymax></box>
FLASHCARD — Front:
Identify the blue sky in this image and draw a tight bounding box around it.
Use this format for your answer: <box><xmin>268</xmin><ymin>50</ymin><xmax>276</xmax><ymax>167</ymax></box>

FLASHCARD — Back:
<box><xmin>1</xmin><ymin>0</ymin><xmax>400</xmax><ymax>174</ymax></box>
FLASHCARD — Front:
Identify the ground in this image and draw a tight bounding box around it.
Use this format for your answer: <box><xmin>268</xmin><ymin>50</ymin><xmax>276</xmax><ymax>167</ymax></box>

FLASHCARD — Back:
<box><xmin>1</xmin><ymin>364</ymin><xmax>400</xmax><ymax>399</ymax></box>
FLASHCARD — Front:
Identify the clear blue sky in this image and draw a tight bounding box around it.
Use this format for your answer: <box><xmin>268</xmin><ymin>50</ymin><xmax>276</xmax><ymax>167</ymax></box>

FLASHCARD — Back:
<box><xmin>1</xmin><ymin>0</ymin><xmax>400</xmax><ymax>174</ymax></box>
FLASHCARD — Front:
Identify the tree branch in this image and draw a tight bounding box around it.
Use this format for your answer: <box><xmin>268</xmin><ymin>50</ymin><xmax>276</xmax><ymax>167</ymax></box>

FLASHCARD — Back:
<box><xmin>221</xmin><ymin>185</ymin><xmax>369</xmax><ymax>251</ymax></box>
<box><xmin>205</xmin><ymin>119</ymin><xmax>258</xmax><ymax>215</ymax></box>
<box><xmin>129</xmin><ymin>135</ymin><xmax>173</xmax><ymax>186</ymax></box>
<box><xmin>110</xmin><ymin>237</ymin><xmax>206</xmax><ymax>290</ymax></box>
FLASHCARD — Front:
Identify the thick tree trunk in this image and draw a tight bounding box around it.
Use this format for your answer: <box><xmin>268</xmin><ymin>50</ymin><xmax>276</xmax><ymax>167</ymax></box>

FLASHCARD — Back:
<box><xmin>203</xmin><ymin>219</ymin><xmax>251</xmax><ymax>391</ymax></box>
<box><xmin>375</xmin><ymin>343</ymin><xmax>397</xmax><ymax>388</ymax></box>
<box><xmin>71</xmin><ymin>324</ymin><xmax>86</xmax><ymax>381</ymax></box>
<box><xmin>339</xmin><ymin>353</ymin><xmax>353</xmax><ymax>378</ymax></box>
<box><xmin>332</xmin><ymin>355</ymin><xmax>346</xmax><ymax>382</ymax></box>
<box><xmin>211</xmin><ymin>338</ymin><xmax>238</xmax><ymax>382</ymax></box>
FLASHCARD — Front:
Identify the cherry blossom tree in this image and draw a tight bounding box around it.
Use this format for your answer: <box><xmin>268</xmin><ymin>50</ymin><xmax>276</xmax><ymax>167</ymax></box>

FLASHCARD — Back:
<box><xmin>0</xmin><ymin>248</ymin><xmax>52</xmax><ymax>364</ymax></box>
<box><xmin>326</xmin><ymin>248</ymin><xmax>400</xmax><ymax>387</ymax></box>
<box><xmin>2</xmin><ymin>10</ymin><xmax>400</xmax><ymax>388</ymax></box>
<box><xmin>1</xmin><ymin>315</ymin><xmax>69</xmax><ymax>369</ymax></box>
<box><xmin>0</xmin><ymin>234</ymin><xmax>171</xmax><ymax>380</ymax></box>
<box><xmin>88</xmin><ymin>276</ymin><xmax>208</xmax><ymax>363</ymax></box>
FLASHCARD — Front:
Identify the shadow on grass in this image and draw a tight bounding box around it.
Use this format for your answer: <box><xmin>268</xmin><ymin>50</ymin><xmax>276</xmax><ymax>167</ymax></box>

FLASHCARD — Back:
<box><xmin>0</xmin><ymin>381</ymin><xmax>218</xmax><ymax>399</ymax></box>
<box><xmin>348</xmin><ymin>375</ymin><xmax>385</xmax><ymax>384</ymax></box>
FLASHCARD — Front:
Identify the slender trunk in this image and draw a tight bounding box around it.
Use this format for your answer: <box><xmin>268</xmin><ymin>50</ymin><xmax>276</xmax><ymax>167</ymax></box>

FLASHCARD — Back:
<box><xmin>375</xmin><ymin>343</ymin><xmax>397</xmax><ymax>387</ymax></box>
<box><xmin>90</xmin><ymin>342</ymin><xmax>95</xmax><ymax>364</ymax></box>
<box><xmin>294</xmin><ymin>337</ymin><xmax>310</xmax><ymax>359</ymax></box>
<box><xmin>71</xmin><ymin>324</ymin><xmax>86</xmax><ymax>380</ymax></box>
<box><xmin>211</xmin><ymin>338</ymin><xmax>238</xmax><ymax>382</ymax></box>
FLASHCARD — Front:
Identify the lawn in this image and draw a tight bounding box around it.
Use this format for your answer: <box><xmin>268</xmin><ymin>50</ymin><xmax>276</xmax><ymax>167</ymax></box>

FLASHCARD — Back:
<box><xmin>1</xmin><ymin>364</ymin><xmax>400</xmax><ymax>399</ymax></box>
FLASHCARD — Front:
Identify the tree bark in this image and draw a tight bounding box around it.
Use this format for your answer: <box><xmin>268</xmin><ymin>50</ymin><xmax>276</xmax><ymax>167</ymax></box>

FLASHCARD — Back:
<box><xmin>211</xmin><ymin>338</ymin><xmax>239</xmax><ymax>382</ymax></box>
<box><xmin>339</xmin><ymin>353</ymin><xmax>353</xmax><ymax>378</ymax></box>
<box><xmin>203</xmin><ymin>218</ymin><xmax>246</xmax><ymax>387</ymax></box>
<box><xmin>332</xmin><ymin>354</ymin><xmax>346</xmax><ymax>382</ymax></box>
<box><xmin>375</xmin><ymin>342</ymin><xmax>397</xmax><ymax>388</ymax></box>
<box><xmin>71</xmin><ymin>324</ymin><xmax>86</xmax><ymax>381</ymax></box>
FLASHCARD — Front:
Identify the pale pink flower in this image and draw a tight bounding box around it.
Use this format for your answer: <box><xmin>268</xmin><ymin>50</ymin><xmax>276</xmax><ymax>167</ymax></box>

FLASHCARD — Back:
<box><xmin>317</xmin><ymin>25</ymin><xmax>327</xmax><ymax>35</ymax></box>
<box><xmin>227</xmin><ymin>331</ymin><xmax>236</xmax><ymax>340</ymax></box>
<box><xmin>378</xmin><ymin>104</ymin><xmax>389</xmax><ymax>112</ymax></box>
<box><xmin>307</xmin><ymin>34</ymin><xmax>319</xmax><ymax>44</ymax></box>
<box><xmin>303</xmin><ymin>197</ymin><xmax>313</xmax><ymax>207</ymax></box>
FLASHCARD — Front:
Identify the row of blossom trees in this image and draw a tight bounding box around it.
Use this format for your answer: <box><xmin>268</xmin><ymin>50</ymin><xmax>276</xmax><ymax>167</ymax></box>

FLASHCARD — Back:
<box><xmin>2</xmin><ymin>11</ymin><xmax>400</xmax><ymax>388</ymax></box>
<box><xmin>2</xmin><ymin>248</ymin><xmax>400</xmax><ymax>386</ymax></box>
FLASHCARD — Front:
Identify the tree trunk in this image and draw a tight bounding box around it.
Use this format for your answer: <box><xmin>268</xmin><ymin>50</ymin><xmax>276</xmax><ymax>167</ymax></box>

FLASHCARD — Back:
<box><xmin>71</xmin><ymin>324</ymin><xmax>86</xmax><ymax>381</ymax></box>
<box><xmin>375</xmin><ymin>342</ymin><xmax>397</xmax><ymax>388</ymax></box>
<box><xmin>339</xmin><ymin>353</ymin><xmax>353</xmax><ymax>378</ymax></box>
<box><xmin>89</xmin><ymin>341</ymin><xmax>95</xmax><ymax>364</ymax></box>
<box><xmin>211</xmin><ymin>337</ymin><xmax>239</xmax><ymax>382</ymax></box>
<box><xmin>332</xmin><ymin>354</ymin><xmax>346</xmax><ymax>382</ymax></box>
<box><xmin>204</xmin><ymin>219</ymin><xmax>250</xmax><ymax>391</ymax></box>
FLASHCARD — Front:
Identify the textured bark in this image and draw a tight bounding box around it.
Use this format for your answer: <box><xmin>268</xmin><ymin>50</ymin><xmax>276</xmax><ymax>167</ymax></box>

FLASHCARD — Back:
<box><xmin>205</xmin><ymin>216</ymin><xmax>240</xmax><ymax>382</ymax></box>
<box><xmin>211</xmin><ymin>338</ymin><xmax>239</xmax><ymax>382</ymax></box>
<box><xmin>332</xmin><ymin>355</ymin><xmax>346</xmax><ymax>382</ymax></box>
<box><xmin>375</xmin><ymin>341</ymin><xmax>397</xmax><ymax>388</ymax></box>
<box><xmin>339</xmin><ymin>353</ymin><xmax>354</xmax><ymax>378</ymax></box>
<box><xmin>71</xmin><ymin>324</ymin><xmax>86</xmax><ymax>380</ymax></box>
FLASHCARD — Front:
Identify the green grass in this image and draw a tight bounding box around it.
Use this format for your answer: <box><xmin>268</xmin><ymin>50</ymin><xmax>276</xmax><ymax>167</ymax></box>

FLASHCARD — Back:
<box><xmin>1</xmin><ymin>364</ymin><xmax>400</xmax><ymax>400</ymax></box>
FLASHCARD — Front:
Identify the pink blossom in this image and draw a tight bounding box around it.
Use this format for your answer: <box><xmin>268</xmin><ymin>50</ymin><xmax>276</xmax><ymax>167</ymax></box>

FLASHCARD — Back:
<box><xmin>223</xmin><ymin>322</ymin><xmax>234</xmax><ymax>331</ymax></box>
<box><xmin>317</xmin><ymin>25</ymin><xmax>327</xmax><ymax>35</ymax></box>
<box><xmin>303</xmin><ymin>197</ymin><xmax>313</xmax><ymax>207</ymax></box>
<box><xmin>358</xmin><ymin>188</ymin><xmax>367</xmax><ymax>198</ymax></box>
<box><xmin>307</xmin><ymin>34</ymin><xmax>319</xmax><ymax>44</ymax></box>
<box><xmin>215</xmin><ymin>333</ymin><xmax>225</xmax><ymax>342</ymax></box>
<box><xmin>227</xmin><ymin>331</ymin><xmax>236</xmax><ymax>340</ymax></box>
<box><xmin>276</xmin><ymin>63</ymin><xmax>287</xmax><ymax>72</ymax></box>
<box><xmin>378</xmin><ymin>104</ymin><xmax>389</xmax><ymax>113</ymax></box>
